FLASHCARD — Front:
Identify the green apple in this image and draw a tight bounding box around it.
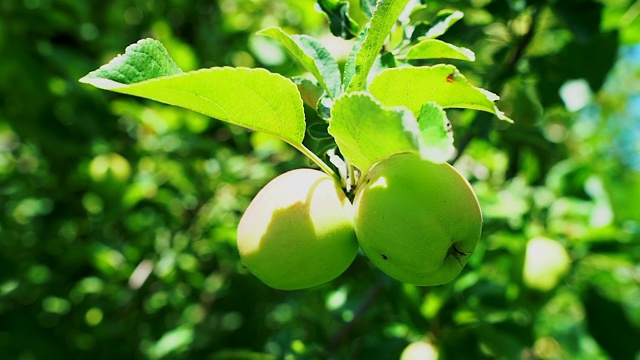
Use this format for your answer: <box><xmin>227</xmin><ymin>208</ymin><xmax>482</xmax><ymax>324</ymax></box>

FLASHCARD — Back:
<box><xmin>400</xmin><ymin>340</ymin><xmax>439</xmax><ymax>360</ymax></box>
<box><xmin>354</xmin><ymin>153</ymin><xmax>482</xmax><ymax>286</ymax></box>
<box><xmin>523</xmin><ymin>237</ymin><xmax>571</xmax><ymax>291</ymax></box>
<box><xmin>237</xmin><ymin>169</ymin><xmax>359</xmax><ymax>290</ymax></box>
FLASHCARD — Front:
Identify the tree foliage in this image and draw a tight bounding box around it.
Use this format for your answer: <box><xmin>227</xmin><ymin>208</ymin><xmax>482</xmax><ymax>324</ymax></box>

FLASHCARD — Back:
<box><xmin>0</xmin><ymin>0</ymin><xmax>639</xmax><ymax>359</ymax></box>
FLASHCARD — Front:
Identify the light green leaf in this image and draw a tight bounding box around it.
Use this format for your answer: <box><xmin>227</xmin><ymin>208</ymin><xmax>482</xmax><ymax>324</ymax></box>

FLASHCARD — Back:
<box><xmin>147</xmin><ymin>326</ymin><xmax>194</xmax><ymax>359</ymax></box>
<box><xmin>328</xmin><ymin>92</ymin><xmax>423</xmax><ymax>171</ymax></box>
<box><xmin>369</xmin><ymin>64</ymin><xmax>512</xmax><ymax>122</ymax></box>
<box><xmin>345</xmin><ymin>0</ymin><xmax>411</xmax><ymax>92</ymax></box>
<box><xmin>404</xmin><ymin>39</ymin><xmax>475</xmax><ymax>61</ymax></box>
<box><xmin>343</xmin><ymin>27</ymin><xmax>367</xmax><ymax>89</ymax></box>
<box><xmin>80</xmin><ymin>38</ymin><xmax>306</xmax><ymax>146</ymax></box>
<box><xmin>417</xmin><ymin>102</ymin><xmax>455</xmax><ymax>163</ymax></box>
<box><xmin>257</xmin><ymin>27</ymin><xmax>342</xmax><ymax>98</ymax></box>
<box><xmin>408</xmin><ymin>4</ymin><xmax>430</xmax><ymax>23</ymax></box>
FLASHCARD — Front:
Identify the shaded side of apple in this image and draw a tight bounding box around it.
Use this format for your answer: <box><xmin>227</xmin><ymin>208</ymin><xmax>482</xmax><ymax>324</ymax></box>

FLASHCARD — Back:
<box><xmin>237</xmin><ymin>169</ymin><xmax>359</xmax><ymax>290</ymax></box>
<box><xmin>354</xmin><ymin>153</ymin><xmax>482</xmax><ymax>286</ymax></box>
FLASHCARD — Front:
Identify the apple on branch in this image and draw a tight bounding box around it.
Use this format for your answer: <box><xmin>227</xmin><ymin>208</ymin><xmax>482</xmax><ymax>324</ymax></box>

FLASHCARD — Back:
<box><xmin>237</xmin><ymin>169</ymin><xmax>359</xmax><ymax>290</ymax></box>
<box><xmin>354</xmin><ymin>153</ymin><xmax>482</xmax><ymax>286</ymax></box>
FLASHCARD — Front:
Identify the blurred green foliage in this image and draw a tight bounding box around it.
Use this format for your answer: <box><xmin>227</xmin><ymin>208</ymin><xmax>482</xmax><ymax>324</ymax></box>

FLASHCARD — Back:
<box><xmin>1</xmin><ymin>0</ymin><xmax>639</xmax><ymax>359</ymax></box>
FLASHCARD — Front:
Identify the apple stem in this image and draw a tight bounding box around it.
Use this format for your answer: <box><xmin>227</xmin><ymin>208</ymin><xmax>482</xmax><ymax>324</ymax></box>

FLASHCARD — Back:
<box><xmin>295</xmin><ymin>144</ymin><xmax>337</xmax><ymax>179</ymax></box>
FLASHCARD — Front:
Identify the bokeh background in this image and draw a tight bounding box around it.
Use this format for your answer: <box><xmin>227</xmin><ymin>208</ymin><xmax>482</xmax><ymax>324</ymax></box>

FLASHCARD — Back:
<box><xmin>1</xmin><ymin>0</ymin><xmax>639</xmax><ymax>359</ymax></box>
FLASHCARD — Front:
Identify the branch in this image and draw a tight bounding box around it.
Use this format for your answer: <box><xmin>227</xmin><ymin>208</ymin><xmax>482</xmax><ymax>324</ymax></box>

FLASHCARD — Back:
<box><xmin>452</xmin><ymin>6</ymin><xmax>541</xmax><ymax>164</ymax></box>
<box><xmin>325</xmin><ymin>277</ymin><xmax>385</xmax><ymax>354</ymax></box>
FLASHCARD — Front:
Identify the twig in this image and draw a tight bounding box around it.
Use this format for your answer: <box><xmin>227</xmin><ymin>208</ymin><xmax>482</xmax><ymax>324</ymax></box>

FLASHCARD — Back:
<box><xmin>326</xmin><ymin>277</ymin><xmax>385</xmax><ymax>355</ymax></box>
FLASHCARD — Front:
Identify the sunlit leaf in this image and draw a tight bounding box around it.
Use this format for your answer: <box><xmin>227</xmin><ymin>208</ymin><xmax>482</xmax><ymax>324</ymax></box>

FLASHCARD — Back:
<box><xmin>345</xmin><ymin>0</ymin><xmax>411</xmax><ymax>92</ymax></box>
<box><xmin>404</xmin><ymin>39</ymin><xmax>475</xmax><ymax>61</ymax></box>
<box><xmin>417</xmin><ymin>102</ymin><xmax>455</xmax><ymax>163</ymax></box>
<box><xmin>369</xmin><ymin>65</ymin><xmax>512</xmax><ymax>122</ymax></box>
<box><xmin>80</xmin><ymin>38</ymin><xmax>306</xmax><ymax>147</ymax></box>
<box><xmin>328</xmin><ymin>92</ymin><xmax>423</xmax><ymax>171</ymax></box>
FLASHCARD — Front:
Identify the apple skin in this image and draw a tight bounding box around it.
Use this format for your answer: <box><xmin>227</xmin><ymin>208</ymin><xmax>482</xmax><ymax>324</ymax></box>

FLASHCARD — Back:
<box><xmin>354</xmin><ymin>153</ymin><xmax>482</xmax><ymax>286</ymax></box>
<box><xmin>237</xmin><ymin>169</ymin><xmax>359</xmax><ymax>290</ymax></box>
<box><xmin>523</xmin><ymin>237</ymin><xmax>571</xmax><ymax>291</ymax></box>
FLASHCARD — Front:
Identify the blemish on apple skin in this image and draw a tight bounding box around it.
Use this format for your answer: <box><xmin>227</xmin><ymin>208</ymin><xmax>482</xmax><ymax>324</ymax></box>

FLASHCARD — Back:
<box><xmin>450</xmin><ymin>243</ymin><xmax>471</xmax><ymax>267</ymax></box>
<box><xmin>381</xmin><ymin>254</ymin><xmax>388</xmax><ymax>260</ymax></box>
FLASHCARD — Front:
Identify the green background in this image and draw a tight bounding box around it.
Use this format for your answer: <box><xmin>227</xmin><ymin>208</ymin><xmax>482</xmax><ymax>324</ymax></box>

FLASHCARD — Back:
<box><xmin>1</xmin><ymin>0</ymin><xmax>639</xmax><ymax>359</ymax></box>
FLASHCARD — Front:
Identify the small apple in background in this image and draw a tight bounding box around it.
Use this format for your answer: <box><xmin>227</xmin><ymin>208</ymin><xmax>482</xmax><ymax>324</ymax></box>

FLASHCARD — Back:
<box><xmin>523</xmin><ymin>237</ymin><xmax>571</xmax><ymax>291</ymax></box>
<box><xmin>237</xmin><ymin>169</ymin><xmax>359</xmax><ymax>290</ymax></box>
<box><xmin>400</xmin><ymin>340</ymin><xmax>439</xmax><ymax>360</ymax></box>
<box><xmin>353</xmin><ymin>153</ymin><xmax>482</xmax><ymax>286</ymax></box>
<box><xmin>89</xmin><ymin>152</ymin><xmax>131</xmax><ymax>183</ymax></box>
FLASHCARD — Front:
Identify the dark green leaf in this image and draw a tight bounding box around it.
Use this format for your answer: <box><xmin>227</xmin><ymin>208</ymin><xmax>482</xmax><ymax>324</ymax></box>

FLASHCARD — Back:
<box><xmin>553</xmin><ymin>0</ymin><xmax>603</xmax><ymax>42</ymax></box>
<box><xmin>531</xmin><ymin>31</ymin><xmax>618</xmax><ymax>106</ymax></box>
<box><xmin>317</xmin><ymin>0</ymin><xmax>359</xmax><ymax>40</ymax></box>
<box><xmin>360</xmin><ymin>0</ymin><xmax>377</xmax><ymax>19</ymax></box>
<box><xmin>307</xmin><ymin>122</ymin><xmax>332</xmax><ymax>140</ymax></box>
<box><xmin>583</xmin><ymin>286</ymin><xmax>640</xmax><ymax>360</ymax></box>
<box><xmin>419</xmin><ymin>9</ymin><xmax>464</xmax><ymax>39</ymax></box>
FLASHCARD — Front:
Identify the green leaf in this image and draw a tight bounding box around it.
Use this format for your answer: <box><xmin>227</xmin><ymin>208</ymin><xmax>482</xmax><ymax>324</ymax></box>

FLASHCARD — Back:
<box><xmin>257</xmin><ymin>27</ymin><xmax>342</xmax><ymax>98</ymax></box>
<box><xmin>369</xmin><ymin>65</ymin><xmax>512</xmax><ymax>122</ymax></box>
<box><xmin>317</xmin><ymin>95</ymin><xmax>333</xmax><ymax>120</ymax></box>
<box><xmin>317</xmin><ymin>0</ymin><xmax>359</xmax><ymax>40</ymax></box>
<box><xmin>367</xmin><ymin>52</ymin><xmax>398</xmax><ymax>86</ymax></box>
<box><xmin>408</xmin><ymin>5</ymin><xmax>430</xmax><ymax>23</ymax></box>
<box><xmin>83</xmin><ymin>38</ymin><xmax>183</xmax><ymax>84</ymax></box>
<box><xmin>345</xmin><ymin>0</ymin><xmax>411</xmax><ymax>92</ymax></box>
<box><xmin>583</xmin><ymin>286</ymin><xmax>640</xmax><ymax>360</ymax></box>
<box><xmin>343</xmin><ymin>27</ymin><xmax>367</xmax><ymax>89</ymax></box>
<box><xmin>328</xmin><ymin>92</ymin><xmax>423</xmax><ymax>171</ymax></box>
<box><xmin>404</xmin><ymin>39</ymin><xmax>475</xmax><ymax>61</ymax></box>
<box><xmin>420</xmin><ymin>9</ymin><xmax>464</xmax><ymax>39</ymax></box>
<box><xmin>80</xmin><ymin>39</ymin><xmax>306</xmax><ymax>146</ymax></box>
<box><xmin>291</xmin><ymin>76</ymin><xmax>324</xmax><ymax>108</ymax></box>
<box><xmin>360</xmin><ymin>0</ymin><xmax>377</xmax><ymax>19</ymax></box>
<box><xmin>307</xmin><ymin>122</ymin><xmax>332</xmax><ymax>140</ymax></box>
<box><xmin>417</xmin><ymin>102</ymin><xmax>455</xmax><ymax>163</ymax></box>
